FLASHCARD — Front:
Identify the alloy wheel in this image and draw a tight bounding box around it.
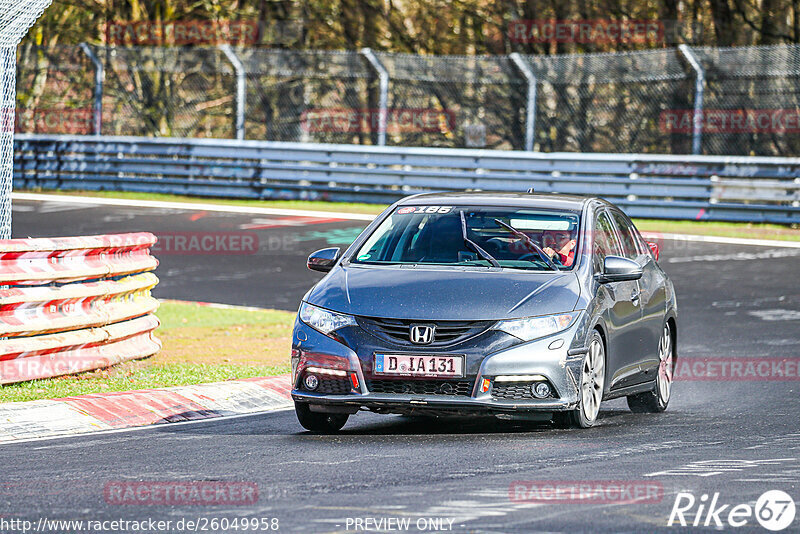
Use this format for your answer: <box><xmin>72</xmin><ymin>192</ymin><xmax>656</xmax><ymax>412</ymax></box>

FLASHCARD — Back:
<box><xmin>656</xmin><ymin>324</ymin><xmax>673</xmax><ymax>404</ymax></box>
<box><xmin>581</xmin><ymin>337</ymin><xmax>605</xmax><ymax>422</ymax></box>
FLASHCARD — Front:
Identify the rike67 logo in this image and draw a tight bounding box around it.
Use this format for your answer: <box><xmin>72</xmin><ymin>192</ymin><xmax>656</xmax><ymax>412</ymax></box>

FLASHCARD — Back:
<box><xmin>668</xmin><ymin>490</ymin><xmax>796</xmax><ymax>531</ymax></box>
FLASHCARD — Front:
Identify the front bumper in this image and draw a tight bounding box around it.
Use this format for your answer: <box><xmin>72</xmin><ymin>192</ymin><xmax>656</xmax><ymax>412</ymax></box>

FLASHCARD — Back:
<box><xmin>292</xmin><ymin>390</ymin><xmax>577</xmax><ymax>416</ymax></box>
<box><xmin>291</xmin><ymin>312</ymin><xmax>590</xmax><ymax>416</ymax></box>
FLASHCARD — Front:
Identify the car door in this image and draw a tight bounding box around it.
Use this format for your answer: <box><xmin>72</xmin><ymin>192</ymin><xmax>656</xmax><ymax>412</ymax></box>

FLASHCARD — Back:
<box><xmin>593</xmin><ymin>209</ymin><xmax>645</xmax><ymax>391</ymax></box>
<box><xmin>610</xmin><ymin>209</ymin><xmax>668</xmax><ymax>383</ymax></box>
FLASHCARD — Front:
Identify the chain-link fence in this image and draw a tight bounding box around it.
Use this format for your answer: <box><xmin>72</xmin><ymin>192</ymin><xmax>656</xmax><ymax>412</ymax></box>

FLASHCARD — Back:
<box><xmin>101</xmin><ymin>46</ymin><xmax>237</xmax><ymax>138</ymax></box>
<box><xmin>236</xmin><ymin>49</ymin><xmax>373</xmax><ymax>144</ymax></box>
<box><xmin>14</xmin><ymin>43</ymin><xmax>800</xmax><ymax>157</ymax></box>
<box><xmin>692</xmin><ymin>45</ymin><xmax>800</xmax><ymax>157</ymax></box>
<box><xmin>15</xmin><ymin>44</ymin><xmax>94</xmax><ymax>134</ymax></box>
<box><xmin>375</xmin><ymin>53</ymin><xmax>526</xmax><ymax>149</ymax></box>
<box><xmin>2</xmin><ymin>0</ymin><xmax>54</xmax><ymax>238</ymax></box>
<box><xmin>527</xmin><ymin>49</ymin><xmax>693</xmax><ymax>154</ymax></box>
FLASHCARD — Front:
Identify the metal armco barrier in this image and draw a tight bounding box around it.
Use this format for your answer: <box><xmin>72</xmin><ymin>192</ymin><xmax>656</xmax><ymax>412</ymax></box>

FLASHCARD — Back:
<box><xmin>0</xmin><ymin>232</ymin><xmax>161</xmax><ymax>384</ymax></box>
<box><xmin>13</xmin><ymin>134</ymin><xmax>800</xmax><ymax>224</ymax></box>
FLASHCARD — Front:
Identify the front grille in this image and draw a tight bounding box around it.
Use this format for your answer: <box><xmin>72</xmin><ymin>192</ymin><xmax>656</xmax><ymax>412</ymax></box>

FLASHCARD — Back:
<box><xmin>358</xmin><ymin>316</ymin><xmax>494</xmax><ymax>346</ymax></box>
<box><xmin>492</xmin><ymin>381</ymin><xmax>557</xmax><ymax>400</ymax></box>
<box><xmin>492</xmin><ymin>382</ymin><xmax>536</xmax><ymax>400</ymax></box>
<box><xmin>366</xmin><ymin>379</ymin><xmax>474</xmax><ymax>396</ymax></box>
<box><xmin>304</xmin><ymin>376</ymin><xmax>351</xmax><ymax>394</ymax></box>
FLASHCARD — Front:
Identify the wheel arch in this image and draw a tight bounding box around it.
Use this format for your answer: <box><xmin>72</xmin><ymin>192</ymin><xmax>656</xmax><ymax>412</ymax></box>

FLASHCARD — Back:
<box><xmin>589</xmin><ymin>316</ymin><xmax>608</xmax><ymax>350</ymax></box>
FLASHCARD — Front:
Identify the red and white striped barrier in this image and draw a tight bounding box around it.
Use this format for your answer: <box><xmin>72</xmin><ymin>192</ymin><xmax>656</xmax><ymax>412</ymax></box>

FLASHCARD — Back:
<box><xmin>0</xmin><ymin>374</ymin><xmax>292</xmax><ymax>443</ymax></box>
<box><xmin>0</xmin><ymin>233</ymin><xmax>160</xmax><ymax>384</ymax></box>
<box><xmin>0</xmin><ymin>232</ymin><xmax>157</xmax><ymax>285</ymax></box>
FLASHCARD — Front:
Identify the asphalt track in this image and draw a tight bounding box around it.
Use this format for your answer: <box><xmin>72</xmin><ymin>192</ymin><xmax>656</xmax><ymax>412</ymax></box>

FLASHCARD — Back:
<box><xmin>4</xmin><ymin>197</ymin><xmax>800</xmax><ymax>533</ymax></box>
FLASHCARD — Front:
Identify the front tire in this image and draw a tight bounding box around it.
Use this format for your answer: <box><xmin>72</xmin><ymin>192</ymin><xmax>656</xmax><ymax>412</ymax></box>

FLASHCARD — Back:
<box><xmin>627</xmin><ymin>322</ymin><xmax>673</xmax><ymax>413</ymax></box>
<box><xmin>555</xmin><ymin>330</ymin><xmax>605</xmax><ymax>428</ymax></box>
<box><xmin>295</xmin><ymin>403</ymin><xmax>348</xmax><ymax>433</ymax></box>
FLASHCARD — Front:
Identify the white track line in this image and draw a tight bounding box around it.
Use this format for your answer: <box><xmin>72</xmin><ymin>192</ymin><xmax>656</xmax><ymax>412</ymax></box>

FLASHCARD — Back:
<box><xmin>161</xmin><ymin>298</ymin><xmax>274</xmax><ymax>312</ymax></box>
<box><xmin>1</xmin><ymin>408</ymin><xmax>293</xmax><ymax>446</ymax></box>
<box><xmin>11</xmin><ymin>192</ymin><xmax>377</xmax><ymax>221</ymax></box>
<box><xmin>13</xmin><ymin>192</ymin><xmax>800</xmax><ymax>248</ymax></box>
<box><xmin>640</xmin><ymin>231</ymin><xmax>800</xmax><ymax>249</ymax></box>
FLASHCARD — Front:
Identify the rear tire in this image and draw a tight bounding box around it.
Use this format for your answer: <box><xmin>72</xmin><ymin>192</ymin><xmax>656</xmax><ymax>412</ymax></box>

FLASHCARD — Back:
<box><xmin>554</xmin><ymin>330</ymin><xmax>605</xmax><ymax>428</ymax></box>
<box><xmin>627</xmin><ymin>322</ymin><xmax>673</xmax><ymax>413</ymax></box>
<box><xmin>295</xmin><ymin>403</ymin><xmax>348</xmax><ymax>433</ymax></box>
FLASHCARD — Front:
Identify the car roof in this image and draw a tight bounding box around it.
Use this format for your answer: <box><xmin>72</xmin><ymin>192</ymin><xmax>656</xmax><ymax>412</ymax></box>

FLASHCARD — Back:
<box><xmin>397</xmin><ymin>191</ymin><xmax>596</xmax><ymax>211</ymax></box>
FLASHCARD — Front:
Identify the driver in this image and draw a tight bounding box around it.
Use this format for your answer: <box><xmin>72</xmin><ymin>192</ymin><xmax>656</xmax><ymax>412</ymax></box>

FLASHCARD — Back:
<box><xmin>542</xmin><ymin>230</ymin><xmax>576</xmax><ymax>267</ymax></box>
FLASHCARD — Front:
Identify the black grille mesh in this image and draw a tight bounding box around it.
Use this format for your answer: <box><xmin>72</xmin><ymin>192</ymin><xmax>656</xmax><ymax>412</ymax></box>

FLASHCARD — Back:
<box><xmin>304</xmin><ymin>376</ymin><xmax>351</xmax><ymax>394</ymax></box>
<box><xmin>366</xmin><ymin>379</ymin><xmax>473</xmax><ymax>396</ymax></box>
<box><xmin>358</xmin><ymin>317</ymin><xmax>493</xmax><ymax>346</ymax></box>
<box><xmin>492</xmin><ymin>381</ymin><xmax>557</xmax><ymax>400</ymax></box>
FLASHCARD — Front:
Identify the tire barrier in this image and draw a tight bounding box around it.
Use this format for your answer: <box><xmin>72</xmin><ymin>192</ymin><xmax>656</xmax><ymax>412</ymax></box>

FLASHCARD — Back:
<box><xmin>0</xmin><ymin>232</ymin><xmax>160</xmax><ymax>384</ymax></box>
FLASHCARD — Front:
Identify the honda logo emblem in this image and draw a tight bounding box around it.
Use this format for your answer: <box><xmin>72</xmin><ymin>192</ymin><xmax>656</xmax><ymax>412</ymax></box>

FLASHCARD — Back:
<box><xmin>410</xmin><ymin>325</ymin><xmax>435</xmax><ymax>344</ymax></box>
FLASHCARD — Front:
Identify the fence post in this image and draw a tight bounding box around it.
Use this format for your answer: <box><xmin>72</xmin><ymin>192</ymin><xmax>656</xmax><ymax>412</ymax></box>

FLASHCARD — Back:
<box><xmin>79</xmin><ymin>43</ymin><xmax>103</xmax><ymax>136</ymax></box>
<box><xmin>361</xmin><ymin>48</ymin><xmax>389</xmax><ymax>146</ymax></box>
<box><xmin>509</xmin><ymin>52</ymin><xmax>537</xmax><ymax>152</ymax></box>
<box><xmin>678</xmin><ymin>44</ymin><xmax>705</xmax><ymax>155</ymax></box>
<box><xmin>219</xmin><ymin>44</ymin><xmax>246</xmax><ymax>140</ymax></box>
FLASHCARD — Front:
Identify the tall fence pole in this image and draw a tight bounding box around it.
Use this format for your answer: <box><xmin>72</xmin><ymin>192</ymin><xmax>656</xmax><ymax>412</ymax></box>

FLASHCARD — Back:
<box><xmin>509</xmin><ymin>53</ymin><xmax>537</xmax><ymax>152</ymax></box>
<box><xmin>0</xmin><ymin>0</ymin><xmax>55</xmax><ymax>239</ymax></box>
<box><xmin>219</xmin><ymin>44</ymin><xmax>246</xmax><ymax>140</ymax></box>
<box><xmin>79</xmin><ymin>43</ymin><xmax>103</xmax><ymax>135</ymax></box>
<box><xmin>361</xmin><ymin>48</ymin><xmax>389</xmax><ymax>146</ymax></box>
<box><xmin>678</xmin><ymin>44</ymin><xmax>705</xmax><ymax>155</ymax></box>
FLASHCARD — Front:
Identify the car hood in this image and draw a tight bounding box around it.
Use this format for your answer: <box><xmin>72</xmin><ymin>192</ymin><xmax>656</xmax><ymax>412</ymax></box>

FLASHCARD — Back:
<box><xmin>305</xmin><ymin>264</ymin><xmax>581</xmax><ymax>321</ymax></box>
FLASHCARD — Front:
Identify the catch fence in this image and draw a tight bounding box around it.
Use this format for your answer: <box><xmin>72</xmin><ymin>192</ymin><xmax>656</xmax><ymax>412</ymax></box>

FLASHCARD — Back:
<box><xmin>15</xmin><ymin>44</ymin><xmax>800</xmax><ymax>157</ymax></box>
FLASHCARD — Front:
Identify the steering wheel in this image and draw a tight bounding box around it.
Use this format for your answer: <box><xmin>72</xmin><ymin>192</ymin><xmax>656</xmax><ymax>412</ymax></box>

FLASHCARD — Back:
<box><xmin>519</xmin><ymin>251</ymin><xmax>562</xmax><ymax>265</ymax></box>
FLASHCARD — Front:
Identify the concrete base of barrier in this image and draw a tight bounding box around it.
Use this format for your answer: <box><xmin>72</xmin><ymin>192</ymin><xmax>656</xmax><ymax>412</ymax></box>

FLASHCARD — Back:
<box><xmin>0</xmin><ymin>374</ymin><xmax>292</xmax><ymax>443</ymax></box>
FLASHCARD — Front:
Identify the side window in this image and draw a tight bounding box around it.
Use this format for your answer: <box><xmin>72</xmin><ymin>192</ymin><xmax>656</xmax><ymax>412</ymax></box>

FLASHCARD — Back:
<box><xmin>594</xmin><ymin>211</ymin><xmax>622</xmax><ymax>272</ymax></box>
<box><xmin>610</xmin><ymin>210</ymin><xmax>640</xmax><ymax>259</ymax></box>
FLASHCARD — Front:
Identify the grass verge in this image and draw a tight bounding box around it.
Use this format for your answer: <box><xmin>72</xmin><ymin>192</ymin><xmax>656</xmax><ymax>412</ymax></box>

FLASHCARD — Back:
<box><xmin>20</xmin><ymin>189</ymin><xmax>799</xmax><ymax>241</ymax></box>
<box><xmin>0</xmin><ymin>301</ymin><xmax>294</xmax><ymax>403</ymax></box>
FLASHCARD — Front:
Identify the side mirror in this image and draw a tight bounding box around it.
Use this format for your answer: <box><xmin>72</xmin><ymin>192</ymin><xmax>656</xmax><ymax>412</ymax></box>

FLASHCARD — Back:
<box><xmin>307</xmin><ymin>247</ymin><xmax>341</xmax><ymax>273</ymax></box>
<box><xmin>646</xmin><ymin>241</ymin><xmax>660</xmax><ymax>261</ymax></box>
<box><xmin>596</xmin><ymin>255</ymin><xmax>642</xmax><ymax>283</ymax></box>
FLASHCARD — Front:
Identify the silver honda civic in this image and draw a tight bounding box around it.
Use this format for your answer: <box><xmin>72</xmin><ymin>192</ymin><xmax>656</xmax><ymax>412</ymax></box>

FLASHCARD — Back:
<box><xmin>291</xmin><ymin>192</ymin><xmax>678</xmax><ymax>432</ymax></box>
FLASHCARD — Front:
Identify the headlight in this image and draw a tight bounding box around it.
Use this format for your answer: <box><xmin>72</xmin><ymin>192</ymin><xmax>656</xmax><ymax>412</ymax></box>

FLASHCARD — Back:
<box><xmin>494</xmin><ymin>312</ymin><xmax>576</xmax><ymax>342</ymax></box>
<box><xmin>299</xmin><ymin>302</ymin><xmax>356</xmax><ymax>335</ymax></box>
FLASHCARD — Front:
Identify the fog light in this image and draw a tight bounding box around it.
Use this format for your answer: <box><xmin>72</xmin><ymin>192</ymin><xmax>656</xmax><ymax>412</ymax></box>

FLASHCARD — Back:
<box><xmin>532</xmin><ymin>381</ymin><xmax>551</xmax><ymax>398</ymax></box>
<box><xmin>304</xmin><ymin>374</ymin><xmax>319</xmax><ymax>391</ymax></box>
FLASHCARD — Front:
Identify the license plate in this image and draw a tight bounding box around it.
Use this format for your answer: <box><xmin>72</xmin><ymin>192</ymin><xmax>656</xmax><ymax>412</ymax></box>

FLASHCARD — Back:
<box><xmin>374</xmin><ymin>354</ymin><xmax>464</xmax><ymax>378</ymax></box>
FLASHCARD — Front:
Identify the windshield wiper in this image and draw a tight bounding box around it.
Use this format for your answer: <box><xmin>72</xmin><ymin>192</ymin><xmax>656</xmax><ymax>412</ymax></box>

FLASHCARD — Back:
<box><xmin>493</xmin><ymin>218</ymin><xmax>560</xmax><ymax>271</ymax></box>
<box><xmin>460</xmin><ymin>211</ymin><xmax>500</xmax><ymax>268</ymax></box>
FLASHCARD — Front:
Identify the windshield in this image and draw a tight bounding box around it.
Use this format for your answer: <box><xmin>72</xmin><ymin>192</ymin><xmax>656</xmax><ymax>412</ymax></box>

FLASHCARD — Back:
<box><xmin>353</xmin><ymin>205</ymin><xmax>580</xmax><ymax>271</ymax></box>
